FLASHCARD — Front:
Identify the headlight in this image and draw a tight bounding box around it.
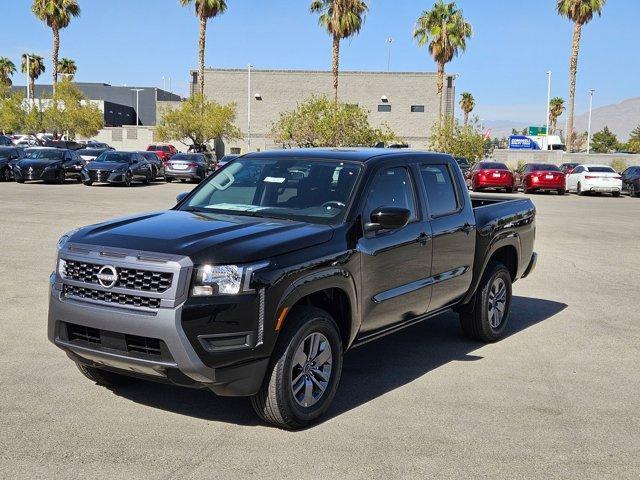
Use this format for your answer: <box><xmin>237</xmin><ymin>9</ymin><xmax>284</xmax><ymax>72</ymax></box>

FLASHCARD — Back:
<box><xmin>57</xmin><ymin>228</ymin><xmax>79</xmax><ymax>251</ymax></box>
<box><xmin>191</xmin><ymin>262</ymin><xmax>268</xmax><ymax>296</ymax></box>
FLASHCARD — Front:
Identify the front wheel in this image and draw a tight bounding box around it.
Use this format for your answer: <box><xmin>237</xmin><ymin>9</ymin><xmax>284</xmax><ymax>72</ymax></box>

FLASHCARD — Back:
<box><xmin>250</xmin><ymin>306</ymin><xmax>343</xmax><ymax>429</ymax></box>
<box><xmin>83</xmin><ymin>180</ymin><xmax>93</xmax><ymax>186</ymax></box>
<box><xmin>459</xmin><ymin>262</ymin><xmax>512</xmax><ymax>342</ymax></box>
<box><xmin>1</xmin><ymin>167</ymin><xmax>11</xmax><ymax>182</ymax></box>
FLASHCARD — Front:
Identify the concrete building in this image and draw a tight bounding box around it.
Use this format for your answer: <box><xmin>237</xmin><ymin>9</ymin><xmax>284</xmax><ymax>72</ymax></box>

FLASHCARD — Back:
<box><xmin>196</xmin><ymin>68</ymin><xmax>456</xmax><ymax>154</ymax></box>
<box><xmin>12</xmin><ymin>82</ymin><xmax>183</xmax><ymax>126</ymax></box>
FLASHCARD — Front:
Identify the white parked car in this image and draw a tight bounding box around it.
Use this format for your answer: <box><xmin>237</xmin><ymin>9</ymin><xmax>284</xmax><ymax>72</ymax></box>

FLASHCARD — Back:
<box><xmin>565</xmin><ymin>164</ymin><xmax>622</xmax><ymax>197</ymax></box>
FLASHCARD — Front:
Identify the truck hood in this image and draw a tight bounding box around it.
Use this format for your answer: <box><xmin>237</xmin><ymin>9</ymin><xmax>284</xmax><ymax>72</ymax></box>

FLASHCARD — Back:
<box><xmin>70</xmin><ymin>210</ymin><xmax>335</xmax><ymax>264</ymax></box>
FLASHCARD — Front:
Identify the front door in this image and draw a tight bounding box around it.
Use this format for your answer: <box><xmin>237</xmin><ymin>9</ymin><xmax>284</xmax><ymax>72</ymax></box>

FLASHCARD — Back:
<box><xmin>357</xmin><ymin>165</ymin><xmax>433</xmax><ymax>335</ymax></box>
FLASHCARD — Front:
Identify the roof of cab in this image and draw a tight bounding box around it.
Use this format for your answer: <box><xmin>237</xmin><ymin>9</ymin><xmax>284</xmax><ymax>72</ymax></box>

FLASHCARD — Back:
<box><xmin>242</xmin><ymin>148</ymin><xmax>451</xmax><ymax>163</ymax></box>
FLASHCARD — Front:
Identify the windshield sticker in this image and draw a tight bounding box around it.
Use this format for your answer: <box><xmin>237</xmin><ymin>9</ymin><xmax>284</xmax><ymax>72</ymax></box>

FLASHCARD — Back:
<box><xmin>263</xmin><ymin>176</ymin><xmax>286</xmax><ymax>184</ymax></box>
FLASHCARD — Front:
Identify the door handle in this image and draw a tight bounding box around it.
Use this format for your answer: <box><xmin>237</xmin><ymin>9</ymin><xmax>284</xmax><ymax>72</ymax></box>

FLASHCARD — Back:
<box><xmin>417</xmin><ymin>232</ymin><xmax>430</xmax><ymax>246</ymax></box>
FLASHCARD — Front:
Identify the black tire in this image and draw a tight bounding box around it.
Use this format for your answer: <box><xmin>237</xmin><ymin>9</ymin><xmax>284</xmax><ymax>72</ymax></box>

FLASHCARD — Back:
<box><xmin>612</xmin><ymin>191</ymin><xmax>620</xmax><ymax>197</ymax></box>
<box><xmin>630</xmin><ymin>184</ymin><xmax>639</xmax><ymax>198</ymax></box>
<box><xmin>75</xmin><ymin>363</ymin><xmax>135</xmax><ymax>386</ymax></box>
<box><xmin>459</xmin><ymin>262</ymin><xmax>512</xmax><ymax>343</ymax></box>
<box><xmin>142</xmin><ymin>171</ymin><xmax>151</xmax><ymax>185</ymax></box>
<box><xmin>557</xmin><ymin>189</ymin><xmax>566</xmax><ymax>195</ymax></box>
<box><xmin>164</xmin><ymin>176</ymin><xmax>173</xmax><ymax>183</ymax></box>
<box><xmin>1</xmin><ymin>167</ymin><xmax>11</xmax><ymax>182</ymax></box>
<box><xmin>505</xmin><ymin>187</ymin><xmax>514</xmax><ymax>193</ymax></box>
<box><xmin>123</xmin><ymin>171</ymin><xmax>132</xmax><ymax>187</ymax></box>
<box><xmin>180</xmin><ymin>178</ymin><xmax>186</xmax><ymax>183</ymax></box>
<box><xmin>83</xmin><ymin>180</ymin><xmax>93</xmax><ymax>186</ymax></box>
<box><xmin>577</xmin><ymin>182</ymin><xmax>585</xmax><ymax>196</ymax></box>
<box><xmin>16</xmin><ymin>179</ymin><xmax>24</xmax><ymax>184</ymax></box>
<box><xmin>57</xmin><ymin>171</ymin><xmax>65</xmax><ymax>184</ymax></box>
<box><xmin>250</xmin><ymin>306</ymin><xmax>343</xmax><ymax>429</ymax></box>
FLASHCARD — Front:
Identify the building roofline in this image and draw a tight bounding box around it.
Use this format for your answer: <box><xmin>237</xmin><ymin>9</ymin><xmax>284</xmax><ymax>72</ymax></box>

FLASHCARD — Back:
<box><xmin>198</xmin><ymin>68</ymin><xmax>456</xmax><ymax>78</ymax></box>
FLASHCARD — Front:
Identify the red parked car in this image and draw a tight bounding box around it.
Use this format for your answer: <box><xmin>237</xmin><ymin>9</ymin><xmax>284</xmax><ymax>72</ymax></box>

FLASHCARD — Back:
<box><xmin>146</xmin><ymin>143</ymin><xmax>177</xmax><ymax>162</ymax></box>
<box><xmin>515</xmin><ymin>163</ymin><xmax>566</xmax><ymax>195</ymax></box>
<box><xmin>470</xmin><ymin>161</ymin><xmax>514</xmax><ymax>193</ymax></box>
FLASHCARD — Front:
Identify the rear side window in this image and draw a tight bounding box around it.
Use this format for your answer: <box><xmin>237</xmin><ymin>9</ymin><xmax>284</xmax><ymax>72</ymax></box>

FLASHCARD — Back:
<box><xmin>364</xmin><ymin>167</ymin><xmax>416</xmax><ymax>223</ymax></box>
<box><xmin>477</xmin><ymin>162</ymin><xmax>508</xmax><ymax>170</ymax></box>
<box><xmin>421</xmin><ymin>164</ymin><xmax>459</xmax><ymax>217</ymax></box>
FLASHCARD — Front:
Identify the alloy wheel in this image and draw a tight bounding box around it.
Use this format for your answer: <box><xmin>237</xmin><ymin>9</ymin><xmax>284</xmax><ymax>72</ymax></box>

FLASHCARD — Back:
<box><xmin>487</xmin><ymin>277</ymin><xmax>507</xmax><ymax>329</ymax></box>
<box><xmin>290</xmin><ymin>332</ymin><xmax>333</xmax><ymax>408</ymax></box>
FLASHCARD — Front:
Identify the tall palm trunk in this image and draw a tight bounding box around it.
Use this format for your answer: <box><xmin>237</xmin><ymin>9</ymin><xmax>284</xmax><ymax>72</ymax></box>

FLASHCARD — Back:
<box><xmin>463</xmin><ymin>111</ymin><xmax>469</xmax><ymax>126</ymax></box>
<box><xmin>29</xmin><ymin>77</ymin><xmax>35</xmax><ymax>100</ymax></box>
<box><xmin>436</xmin><ymin>62</ymin><xmax>445</xmax><ymax>125</ymax></box>
<box><xmin>332</xmin><ymin>35</ymin><xmax>340</xmax><ymax>102</ymax></box>
<box><xmin>52</xmin><ymin>26</ymin><xmax>59</xmax><ymax>90</ymax></box>
<box><xmin>198</xmin><ymin>16</ymin><xmax>207</xmax><ymax>96</ymax></box>
<box><xmin>566</xmin><ymin>22</ymin><xmax>582</xmax><ymax>152</ymax></box>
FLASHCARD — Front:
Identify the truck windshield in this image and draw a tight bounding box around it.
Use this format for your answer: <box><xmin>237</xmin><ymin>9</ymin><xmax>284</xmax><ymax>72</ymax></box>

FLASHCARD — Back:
<box><xmin>181</xmin><ymin>158</ymin><xmax>362</xmax><ymax>224</ymax></box>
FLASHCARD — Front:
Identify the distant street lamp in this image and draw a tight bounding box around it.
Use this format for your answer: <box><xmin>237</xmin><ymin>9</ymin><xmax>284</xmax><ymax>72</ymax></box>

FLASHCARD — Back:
<box><xmin>587</xmin><ymin>89</ymin><xmax>595</xmax><ymax>154</ymax></box>
<box><xmin>387</xmin><ymin>37</ymin><xmax>393</xmax><ymax>72</ymax></box>
<box><xmin>545</xmin><ymin>70</ymin><xmax>552</xmax><ymax>149</ymax></box>
<box><xmin>131</xmin><ymin>88</ymin><xmax>143</xmax><ymax>126</ymax></box>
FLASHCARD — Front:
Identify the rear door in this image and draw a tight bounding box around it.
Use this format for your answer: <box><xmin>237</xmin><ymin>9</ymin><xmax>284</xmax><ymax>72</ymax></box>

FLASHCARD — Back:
<box><xmin>357</xmin><ymin>162</ymin><xmax>433</xmax><ymax>335</ymax></box>
<box><xmin>418</xmin><ymin>161</ymin><xmax>475</xmax><ymax>311</ymax></box>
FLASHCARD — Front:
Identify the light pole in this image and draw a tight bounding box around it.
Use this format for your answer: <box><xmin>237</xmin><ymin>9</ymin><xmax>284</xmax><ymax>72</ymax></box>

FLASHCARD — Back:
<box><xmin>587</xmin><ymin>89</ymin><xmax>595</xmax><ymax>154</ymax></box>
<box><xmin>545</xmin><ymin>70</ymin><xmax>551</xmax><ymax>150</ymax></box>
<box><xmin>247</xmin><ymin>64</ymin><xmax>253</xmax><ymax>151</ymax></box>
<box><xmin>387</xmin><ymin>37</ymin><xmax>393</xmax><ymax>72</ymax></box>
<box><xmin>162</xmin><ymin>76</ymin><xmax>166</xmax><ymax>90</ymax></box>
<box><xmin>131</xmin><ymin>88</ymin><xmax>143</xmax><ymax>126</ymax></box>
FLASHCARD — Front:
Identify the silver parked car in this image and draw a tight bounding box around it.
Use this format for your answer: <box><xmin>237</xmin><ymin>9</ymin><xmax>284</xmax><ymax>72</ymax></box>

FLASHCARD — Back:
<box><xmin>164</xmin><ymin>153</ymin><xmax>215</xmax><ymax>183</ymax></box>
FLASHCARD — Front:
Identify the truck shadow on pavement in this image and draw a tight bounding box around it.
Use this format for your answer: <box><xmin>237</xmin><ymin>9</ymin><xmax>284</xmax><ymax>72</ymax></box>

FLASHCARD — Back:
<box><xmin>108</xmin><ymin>295</ymin><xmax>566</xmax><ymax>427</ymax></box>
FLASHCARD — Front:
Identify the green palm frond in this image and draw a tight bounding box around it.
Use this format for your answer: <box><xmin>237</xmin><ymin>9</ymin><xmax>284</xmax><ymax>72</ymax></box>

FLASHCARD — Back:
<box><xmin>32</xmin><ymin>0</ymin><xmax>80</xmax><ymax>29</ymax></box>
<box><xmin>556</xmin><ymin>0</ymin><xmax>606</xmax><ymax>24</ymax></box>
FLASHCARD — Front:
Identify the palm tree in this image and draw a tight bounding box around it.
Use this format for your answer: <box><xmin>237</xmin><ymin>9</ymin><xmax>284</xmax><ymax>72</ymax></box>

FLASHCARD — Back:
<box><xmin>32</xmin><ymin>0</ymin><xmax>81</xmax><ymax>90</ymax></box>
<box><xmin>310</xmin><ymin>0</ymin><xmax>369</xmax><ymax>102</ymax></box>
<box><xmin>548</xmin><ymin>97</ymin><xmax>565</xmax><ymax>134</ymax></box>
<box><xmin>459</xmin><ymin>92</ymin><xmax>475</xmax><ymax>126</ymax></box>
<box><xmin>21</xmin><ymin>54</ymin><xmax>46</xmax><ymax>97</ymax></box>
<box><xmin>57</xmin><ymin>57</ymin><xmax>77</xmax><ymax>80</ymax></box>
<box><xmin>556</xmin><ymin>0</ymin><xmax>606</xmax><ymax>151</ymax></box>
<box><xmin>414</xmin><ymin>0</ymin><xmax>472</xmax><ymax>125</ymax></box>
<box><xmin>0</xmin><ymin>57</ymin><xmax>17</xmax><ymax>87</ymax></box>
<box><xmin>179</xmin><ymin>0</ymin><xmax>227</xmax><ymax>96</ymax></box>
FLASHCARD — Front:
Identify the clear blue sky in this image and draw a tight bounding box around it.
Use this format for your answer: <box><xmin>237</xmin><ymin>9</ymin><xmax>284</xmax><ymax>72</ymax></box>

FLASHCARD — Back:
<box><xmin>2</xmin><ymin>0</ymin><xmax>636</xmax><ymax>124</ymax></box>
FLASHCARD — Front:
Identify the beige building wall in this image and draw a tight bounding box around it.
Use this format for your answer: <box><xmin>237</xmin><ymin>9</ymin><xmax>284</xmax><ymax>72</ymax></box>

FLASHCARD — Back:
<box><xmin>199</xmin><ymin>68</ymin><xmax>456</xmax><ymax>154</ymax></box>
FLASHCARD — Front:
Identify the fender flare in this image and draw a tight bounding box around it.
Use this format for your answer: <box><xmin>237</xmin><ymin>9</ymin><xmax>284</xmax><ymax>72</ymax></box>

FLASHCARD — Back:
<box><xmin>275</xmin><ymin>267</ymin><xmax>360</xmax><ymax>348</ymax></box>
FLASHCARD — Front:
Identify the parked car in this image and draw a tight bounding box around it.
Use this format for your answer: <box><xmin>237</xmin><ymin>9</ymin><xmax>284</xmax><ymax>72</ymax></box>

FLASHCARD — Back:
<box><xmin>79</xmin><ymin>140</ymin><xmax>112</xmax><ymax>149</ymax></box>
<box><xmin>0</xmin><ymin>135</ymin><xmax>13</xmax><ymax>146</ymax></box>
<box><xmin>146</xmin><ymin>143</ymin><xmax>177</xmax><ymax>162</ymax></box>
<box><xmin>164</xmin><ymin>152</ymin><xmax>214</xmax><ymax>183</ymax></box>
<box><xmin>13</xmin><ymin>148</ymin><xmax>83</xmax><ymax>183</ymax></box>
<box><xmin>138</xmin><ymin>151</ymin><xmax>165</xmax><ymax>180</ymax></box>
<box><xmin>42</xmin><ymin>139</ymin><xmax>84</xmax><ymax>150</ymax></box>
<box><xmin>514</xmin><ymin>163</ymin><xmax>566</xmax><ymax>195</ymax></box>
<box><xmin>48</xmin><ymin>148</ymin><xmax>537</xmax><ymax>429</ymax></box>
<box><xmin>620</xmin><ymin>166</ymin><xmax>640</xmax><ymax>197</ymax></box>
<box><xmin>81</xmin><ymin>151</ymin><xmax>154</xmax><ymax>187</ymax></box>
<box><xmin>470</xmin><ymin>161</ymin><xmax>515</xmax><ymax>192</ymax></box>
<box><xmin>565</xmin><ymin>164</ymin><xmax>622</xmax><ymax>196</ymax></box>
<box><xmin>559</xmin><ymin>162</ymin><xmax>580</xmax><ymax>175</ymax></box>
<box><xmin>0</xmin><ymin>146</ymin><xmax>25</xmax><ymax>181</ymax></box>
<box><xmin>216</xmin><ymin>154</ymin><xmax>239</xmax><ymax>170</ymax></box>
<box><xmin>454</xmin><ymin>157</ymin><xmax>471</xmax><ymax>176</ymax></box>
<box><xmin>76</xmin><ymin>148</ymin><xmax>111</xmax><ymax>165</ymax></box>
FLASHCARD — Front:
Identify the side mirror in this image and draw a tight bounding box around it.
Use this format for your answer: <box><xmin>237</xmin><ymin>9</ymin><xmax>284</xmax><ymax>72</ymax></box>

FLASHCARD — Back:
<box><xmin>176</xmin><ymin>192</ymin><xmax>189</xmax><ymax>203</ymax></box>
<box><xmin>364</xmin><ymin>207</ymin><xmax>411</xmax><ymax>233</ymax></box>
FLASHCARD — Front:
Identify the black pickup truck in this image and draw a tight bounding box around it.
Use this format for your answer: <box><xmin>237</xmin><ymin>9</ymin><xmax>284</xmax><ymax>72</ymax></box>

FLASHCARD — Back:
<box><xmin>48</xmin><ymin>149</ymin><xmax>536</xmax><ymax>429</ymax></box>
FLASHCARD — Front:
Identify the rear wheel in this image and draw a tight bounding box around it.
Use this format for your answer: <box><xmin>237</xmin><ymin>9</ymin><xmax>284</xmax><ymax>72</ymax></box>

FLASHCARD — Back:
<box><xmin>459</xmin><ymin>262</ymin><xmax>512</xmax><ymax>342</ymax></box>
<box><xmin>75</xmin><ymin>363</ymin><xmax>136</xmax><ymax>386</ymax></box>
<box><xmin>142</xmin><ymin>171</ymin><xmax>151</xmax><ymax>185</ymax></box>
<box><xmin>123</xmin><ymin>171</ymin><xmax>132</xmax><ymax>187</ymax></box>
<box><xmin>250</xmin><ymin>306</ymin><xmax>343</xmax><ymax>429</ymax></box>
<box><xmin>612</xmin><ymin>191</ymin><xmax>620</xmax><ymax>197</ymax></box>
<box><xmin>164</xmin><ymin>176</ymin><xmax>173</xmax><ymax>183</ymax></box>
<box><xmin>577</xmin><ymin>182</ymin><xmax>585</xmax><ymax>196</ymax></box>
<box><xmin>630</xmin><ymin>184</ymin><xmax>638</xmax><ymax>197</ymax></box>
<box><xmin>57</xmin><ymin>171</ymin><xmax>65</xmax><ymax>184</ymax></box>
<box><xmin>557</xmin><ymin>189</ymin><xmax>566</xmax><ymax>195</ymax></box>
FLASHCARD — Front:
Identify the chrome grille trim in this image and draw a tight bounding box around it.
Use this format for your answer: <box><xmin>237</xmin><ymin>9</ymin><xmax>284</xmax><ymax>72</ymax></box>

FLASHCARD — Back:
<box><xmin>63</xmin><ymin>284</ymin><xmax>161</xmax><ymax>309</ymax></box>
<box><xmin>56</xmin><ymin>243</ymin><xmax>193</xmax><ymax>310</ymax></box>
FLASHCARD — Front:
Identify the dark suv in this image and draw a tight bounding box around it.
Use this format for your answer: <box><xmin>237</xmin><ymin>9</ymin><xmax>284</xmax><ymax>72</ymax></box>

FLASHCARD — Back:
<box><xmin>49</xmin><ymin>149</ymin><xmax>537</xmax><ymax>429</ymax></box>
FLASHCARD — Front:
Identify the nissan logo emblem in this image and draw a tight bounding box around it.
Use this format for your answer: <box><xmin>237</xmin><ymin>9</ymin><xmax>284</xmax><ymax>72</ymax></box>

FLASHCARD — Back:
<box><xmin>96</xmin><ymin>265</ymin><xmax>118</xmax><ymax>289</ymax></box>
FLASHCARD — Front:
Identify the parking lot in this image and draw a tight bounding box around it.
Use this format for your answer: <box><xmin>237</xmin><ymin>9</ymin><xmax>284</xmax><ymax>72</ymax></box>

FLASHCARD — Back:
<box><xmin>1</xmin><ymin>181</ymin><xmax>639</xmax><ymax>479</ymax></box>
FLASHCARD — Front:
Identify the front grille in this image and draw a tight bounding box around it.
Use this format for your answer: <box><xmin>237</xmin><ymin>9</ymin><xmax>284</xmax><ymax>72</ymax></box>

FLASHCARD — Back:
<box><xmin>62</xmin><ymin>322</ymin><xmax>171</xmax><ymax>361</ymax></box>
<box><xmin>62</xmin><ymin>259</ymin><xmax>173</xmax><ymax>293</ymax></box>
<box><xmin>88</xmin><ymin>171</ymin><xmax>112</xmax><ymax>182</ymax></box>
<box><xmin>63</xmin><ymin>284</ymin><xmax>161</xmax><ymax>309</ymax></box>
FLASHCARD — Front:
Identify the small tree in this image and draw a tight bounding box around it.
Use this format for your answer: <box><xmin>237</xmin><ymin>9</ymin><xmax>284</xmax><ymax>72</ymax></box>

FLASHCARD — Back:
<box><xmin>610</xmin><ymin>158</ymin><xmax>627</xmax><ymax>173</ymax></box>
<box><xmin>42</xmin><ymin>79</ymin><xmax>103</xmax><ymax>138</ymax></box>
<box><xmin>156</xmin><ymin>93</ymin><xmax>242</xmax><ymax>149</ymax></box>
<box><xmin>590</xmin><ymin>126</ymin><xmax>619</xmax><ymax>153</ymax></box>
<box><xmin>271</xmin><ymin>95</ymin><xmax>396</xmax><ymax>148</ymax></box>
<box><xmin>429</xmin><ymin>116</ymin><xmax>484</xmax><ymax>163</ymax></box>
<box><xmin>625</xmin><ymin>124</ymin><xmax>640</xmax><ymax>153</ymax></box>
<box><xmin>0</xmin><ymin>89</ymin><xmax>26</xmax><ymax>134</ymax></box>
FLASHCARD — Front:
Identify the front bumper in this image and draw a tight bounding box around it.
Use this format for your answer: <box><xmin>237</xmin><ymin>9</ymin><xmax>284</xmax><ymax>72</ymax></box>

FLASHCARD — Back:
<box><xmin>48</xmin><ymin>245</ymin><xmax>271</xmax><ymax>396</ymax></box>
<box><xmin>82</xmin><ymin>170</ymin><xmax>127</xmax><ymax>184</ymax></box>
<box><xmin>14</xmin><ymin>168</ymin><xmax>58</xmax><ymax>181</ymax></box>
